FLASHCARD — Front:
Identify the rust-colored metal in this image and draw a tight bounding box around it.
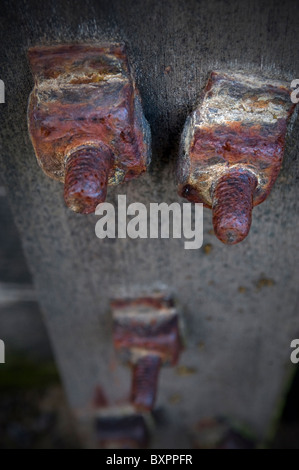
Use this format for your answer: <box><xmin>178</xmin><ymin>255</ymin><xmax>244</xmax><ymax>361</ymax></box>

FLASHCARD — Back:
<box><xmin>28</xmin><ymin>44</ymin><xmax>151</xmax><ymax>214</ymax></box>
<box><xmin>111</xmin><ymin>294</ymin><xmax>182</xmax><ymax>411</ymax></box>
<box><xmin>178</xmin><ymin>71</ymin><xmax>297</xmax><ymax>244</ymax></box>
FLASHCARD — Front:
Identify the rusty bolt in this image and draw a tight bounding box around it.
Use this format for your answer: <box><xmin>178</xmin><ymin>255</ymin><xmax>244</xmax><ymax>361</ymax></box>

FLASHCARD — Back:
<box><xmin>212</xmin><ymin>169</ymin><xmax>257</xmax><ymax>244</ymax></box>
<box><xmin>131</xmin><ymin>354</ymin><xmax>162</xmax><ymax>411</ymax></box>
<box><xmin>27</xmin><ymin>44</ymin><xmax>151</xmax><ymax>214</ymax></box>
<box><xmin>64</xmin><ymin>146</ymin><xmax>113</xmax><ymax>214</ymax></box>
<box><xmin>178</xmin><ymin>71</ymin><xmax>297</xmax><ymax>244</ymax></box>
<box><xmin>111</xmin><ymin>294</ymin><xmax>182</xmax><ymax>412</ymax></box>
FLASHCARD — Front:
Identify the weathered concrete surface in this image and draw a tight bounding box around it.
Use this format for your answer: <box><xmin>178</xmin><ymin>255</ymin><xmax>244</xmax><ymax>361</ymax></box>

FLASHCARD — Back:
<box><xmin>0</xmin><ymin>0</ymin><xmax>298</xmax><ymax>447</ymax></box>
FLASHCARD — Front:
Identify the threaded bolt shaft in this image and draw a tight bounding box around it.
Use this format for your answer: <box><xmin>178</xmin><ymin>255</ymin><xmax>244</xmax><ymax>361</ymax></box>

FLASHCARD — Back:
<box><xmin>64</xmin><ymin>146</ymin><xmax>113</xmax><ymax>214</ymax></box>
<box><xmin>212</xmin><ymin>170</ymin><xmax>257</xmax><ymax>245</ymax></box>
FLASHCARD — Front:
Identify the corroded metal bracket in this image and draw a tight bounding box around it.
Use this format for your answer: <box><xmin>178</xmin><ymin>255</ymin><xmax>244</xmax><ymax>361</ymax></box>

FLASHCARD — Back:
<box><xmin>28</xmin><ymin>44</ymin><xmax>151</xmax><ymax>214</ymax></box>
<box><xmin>111</xmin><ymin>295</ymin><xmax>183</xmax><ymax>411</ymax></box>
<box><xmin>178</xmin><ymin>71</ymin><xmax>296</xmax><ymax>244</ymax></box>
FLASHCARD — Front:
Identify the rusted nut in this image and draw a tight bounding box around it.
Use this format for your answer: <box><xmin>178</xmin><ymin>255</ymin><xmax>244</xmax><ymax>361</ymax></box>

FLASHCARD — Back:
<box><xmin>131</xmin><ymin>354</ymin><xmax>161</xmax><ymax>411</ymax></box>
<box><xmin>27</xmin><ymin>44</ymin><xmax>151</xmax><ymax>214</ymax></box>
<box><xmin>178</xmin><ymin>71</ymin><xmax>297</xmax><ymax>244</ymax></box>
<box><xmin>212</xmin><ymin>170</ymin><xmax>257</xmax><ymax>244</ymax></box>
<box><xmin>64</xmin><ymin>146</ymin><xmax>113</xmax><ymax>214</ymax></box>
